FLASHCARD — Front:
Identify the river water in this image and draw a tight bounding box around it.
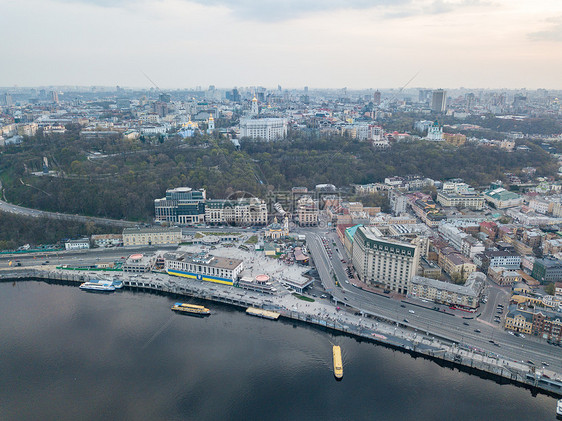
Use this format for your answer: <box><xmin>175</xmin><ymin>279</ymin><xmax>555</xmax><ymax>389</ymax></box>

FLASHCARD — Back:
<box><xmin>0</xmin><ymin>281</ymin><xmax>558</xmax><ymax>421</ymax></box>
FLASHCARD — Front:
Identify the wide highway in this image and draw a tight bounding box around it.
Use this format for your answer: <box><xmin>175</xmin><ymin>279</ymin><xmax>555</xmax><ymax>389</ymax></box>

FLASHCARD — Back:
<box><xmin>305</xmin><ymin>229</ymin><xmax>562</xmax><ymax>373</ymax></box>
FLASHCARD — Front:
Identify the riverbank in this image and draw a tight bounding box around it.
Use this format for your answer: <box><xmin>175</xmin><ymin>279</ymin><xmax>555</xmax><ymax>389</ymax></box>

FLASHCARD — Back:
<box><xmin>1</xmin><ymin>267</ymin><xmax>561</xmax><ymax>398</ymax></box>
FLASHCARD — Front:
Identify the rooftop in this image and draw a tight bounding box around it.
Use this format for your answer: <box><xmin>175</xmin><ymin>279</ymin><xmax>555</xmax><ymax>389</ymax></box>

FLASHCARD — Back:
<box><xmin>170</xmin><ymin>251</ymin><xmax>243</xmax><ymax>270</ymax></box>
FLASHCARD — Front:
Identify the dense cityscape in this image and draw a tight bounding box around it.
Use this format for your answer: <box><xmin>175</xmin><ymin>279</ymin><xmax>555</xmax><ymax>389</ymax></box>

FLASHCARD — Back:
<box><xmin>1</xmin><ymin>84</ymin><xmax>562</xmax><ymax>411</ymax></box>
<box><xmin>2</xmin><ymin>0</ymin><xmax>562</xmax><ymax>418</ymax></box>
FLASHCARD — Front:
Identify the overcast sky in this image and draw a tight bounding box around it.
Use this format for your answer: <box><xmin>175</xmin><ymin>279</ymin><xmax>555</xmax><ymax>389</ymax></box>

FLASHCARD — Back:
<box><xmin>1</xmin><ymin>0</ymin><xmax>562</xmax><ymax>89</ymax></box>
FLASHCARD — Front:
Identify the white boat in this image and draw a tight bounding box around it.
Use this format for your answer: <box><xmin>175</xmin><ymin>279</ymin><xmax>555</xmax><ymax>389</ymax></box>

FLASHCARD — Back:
<box><xmin>79</xmin><ymin>281</ymin><xmax>115</xmax><ymax>292</ymax></box>
<box><xmin>556</xmin><ymin>399</ymin><xmax>562</xmax><ymax>417</ymax></box>
<box><xmin>98</xmin><ymin>279</ymin><xmax>123</xmax><ymax>289</ymax></box>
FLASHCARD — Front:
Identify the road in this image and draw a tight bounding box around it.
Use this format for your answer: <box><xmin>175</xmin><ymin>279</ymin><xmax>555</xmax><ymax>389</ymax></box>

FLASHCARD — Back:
<box><xmin>305</xmin><ymin>229</ymin><xmax>562</xmax><ymax>373</ymax></box>
<box><xmin>0</xmin><ymin>198</ymin><xmax>137</xmax><ymax>227</ymax></box>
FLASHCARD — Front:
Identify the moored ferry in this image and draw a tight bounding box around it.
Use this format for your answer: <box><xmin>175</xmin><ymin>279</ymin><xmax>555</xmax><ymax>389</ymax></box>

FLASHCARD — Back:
<box><xmin>171</xmin><ymin>303</ymin><xmax>211</xmax><ymax>316</ymax></box>
<box><xmin>98</xmin><ymin>279</ymin><xmax>123</xmax><ymax>289</ymax></box>
<box><xmin>333</xmin><ymin>345</ymin><xmax>343</xmax><ymax>380</ymax></box>
<box><xmin>79</xmin><ymin>281</ymin><xmax>115</xmax><ymax>292</ymax></box>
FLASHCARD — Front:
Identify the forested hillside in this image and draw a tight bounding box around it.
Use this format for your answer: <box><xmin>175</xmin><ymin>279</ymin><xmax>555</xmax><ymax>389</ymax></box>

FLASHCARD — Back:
<box><xmin>0</xmin><ymin>127</ymin><xmax>557</xmax><ymax>222</ymax></box>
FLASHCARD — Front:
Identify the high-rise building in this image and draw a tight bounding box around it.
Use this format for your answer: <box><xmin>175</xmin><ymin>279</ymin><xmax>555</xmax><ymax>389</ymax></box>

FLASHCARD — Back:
<box><xmin>50</xmin><ymin>90</ymin><xmax>59</xmax><ymax>103</ymax></box>
<box><xmin>418</xmin><ymin>89</ymin><xmax>432</xmax><ymax>103</ymax></box>
<box><xmin>373</xmin><ymin>90</ymin><xmax>381</xmax><ymax>105</ymax></box>
<box><xmin>352</xmin><ymin>226</ymin><xmax>420</xmax><ymax>294</ymax></box>
<box><xmin>1</xmin><ymin>93</ymin><xmax>13</xmax><ymax>106</ymax></box>
<box><xmin>389</xmin><ymin>190</ymin><xmax>407</xmax><ymax>215</ymax></box>
<box><xmin>431</xmin><ymin>89</ymin><xmax>447</xmax><ymax>113</ymax></box>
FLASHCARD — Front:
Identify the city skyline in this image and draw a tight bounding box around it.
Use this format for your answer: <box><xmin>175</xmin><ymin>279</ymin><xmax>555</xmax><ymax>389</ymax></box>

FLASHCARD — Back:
<box><xmin>2</xmin><ymin>0</ymin><xmax>562</xmax><ymax>89</ymax></box>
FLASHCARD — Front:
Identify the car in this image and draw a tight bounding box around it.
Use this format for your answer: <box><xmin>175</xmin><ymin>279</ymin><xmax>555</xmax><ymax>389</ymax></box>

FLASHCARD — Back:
<box><xmin>400</xmin><ymin>304</ymin><xmax>406</xmax><ymax>308</ymax></box>
<box><xmin>519</xmin><ymin>334</ymin><xmax>525</xmax><ymax>338</ymax></box>
<box><xmin>408</xmin><ymin>310</ymin><xmax>415</xmax><ymax>314</ymax></box>
<box><xmin>494</xmin><ymin>343</ymin><xmax>500</xmax><ymax>347</ymax></box>
<box><xmin>463</xmin><ymin>322</ymin><xmax>470</xmax><ymax>326</ymax></box>
<box><xmin>527</xmin><ymin>360</ymin><xmax>535</xmax><ymax>365</ymax></box>
<box><xmin>321</xmin><ymin>294</ymin><xmax>327</xmax><ymax>298</ymax></box>
<box><xmin>344</xmin><ymin>297</ymin><xmax>348</xmax><ymax>301</ymax></box>
<box><xmin>489</xmin><ymin>340</ymin><xmax>495</xmax><ymax>344</ymax></box>
<box><xmin>508</xmin><ymin>331</ymin><xmax>514</xmax><ymax>335</ymax></box>
<box><xmin>403</xmin><ymin>319</ymin><xmax>409</xmax><ymax>323</ymax></box>
<box><xmin>513</xmin><ymin>332</ymin><xmax>521</xmax><ymax>337</ymax></box>
<box><xmin>474</xmin><ymin>329</ymin><xmax>481</xmax><ymax>333</ymax></box>
<box><xmin>542</xmin><ymin>362</ymin><xmax>549</xmax><ymax>366</ymax></box>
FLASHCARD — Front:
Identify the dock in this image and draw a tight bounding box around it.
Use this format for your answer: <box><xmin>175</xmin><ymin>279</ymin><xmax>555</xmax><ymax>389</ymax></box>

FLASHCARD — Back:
<box><xmin>246</xmin><ymin>307</ymin><xmax>280</xmax><ymax>320</ymax></box>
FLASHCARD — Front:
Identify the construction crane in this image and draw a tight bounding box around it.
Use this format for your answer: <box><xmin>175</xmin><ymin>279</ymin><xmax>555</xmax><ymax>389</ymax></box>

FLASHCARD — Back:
<box><xmin>379</xmin><ymin>71</ymin><xmax>420</xmax><ymax>109</ymax></box>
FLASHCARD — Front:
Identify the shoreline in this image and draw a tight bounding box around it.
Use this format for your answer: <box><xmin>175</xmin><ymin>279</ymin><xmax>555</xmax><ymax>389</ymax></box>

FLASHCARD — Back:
<box><xmin>1</xmin><ymin>267</ymin><xmax>561</xmax><ymax>399</ymax></box>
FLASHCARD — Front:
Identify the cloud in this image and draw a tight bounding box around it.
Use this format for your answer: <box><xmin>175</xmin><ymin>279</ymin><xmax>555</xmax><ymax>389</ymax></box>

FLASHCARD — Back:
<box><xmin>528</xmin><ymin>17</ymin><xmax>562</xmax><ymax>42</ymax></box>
<box><xmin>56</xmin><ymin>0</ymin><xmax>410</xmax><ymax>21</ymax></box>
<box><xmin>54</xmin><ymin>0</ymin><xmax>496</xmax><ymax>22</ymax></box>
<box><xmin>384</xmin><ymin>0</ymin><xmax>493</xmax><ymax>19</ymax></box>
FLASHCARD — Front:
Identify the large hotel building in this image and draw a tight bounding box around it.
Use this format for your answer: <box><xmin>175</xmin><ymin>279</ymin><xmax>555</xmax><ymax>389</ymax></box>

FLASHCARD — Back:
<box><xmin>352</xmin><ymin>226</ymin><xmax>420</xmax><ymax>294</ymax></box>
<box><xmin>239</xmin><ymin>118</ymin><xmax>287</xmax><ymax>141</ymax></box>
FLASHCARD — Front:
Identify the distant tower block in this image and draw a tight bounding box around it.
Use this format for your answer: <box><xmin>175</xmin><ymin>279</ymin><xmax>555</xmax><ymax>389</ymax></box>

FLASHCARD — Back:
<box><xmin>373</xmin><ymin>90</ymin><xmax>381</xmax><ymax>105</ymax></box>
<box><xmin>251</xmin><ymin>95</ymin><xmax>259</xmax><ymax>116</ymax></box>
<box><xmin>431</xmin><ymin>89</ymin><xmax>447</xmax><ymax>113</ymax></box>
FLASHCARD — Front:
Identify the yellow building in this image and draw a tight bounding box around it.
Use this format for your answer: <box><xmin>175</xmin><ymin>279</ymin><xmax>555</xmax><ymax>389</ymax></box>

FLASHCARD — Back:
<box><xmin>504</xmin><ymin>309</ymin><xmax>533</xmax><ymax>334</ymax></box>
<box><xmin>438</xmin><ymin>249</ymin><xmax>476</xmax><ymax>282</ymax></box>
<box><xmin>122</xmin><ymin>227</ymin><xmax>182</xmax><ymax>247</ymax></box>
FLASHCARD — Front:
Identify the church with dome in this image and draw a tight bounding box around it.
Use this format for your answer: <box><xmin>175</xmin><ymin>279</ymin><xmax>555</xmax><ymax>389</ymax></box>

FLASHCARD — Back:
<box><xmin>264</xmin><ymin>216</ymin><xmax>289</xmax><ymax>240</ymax></box>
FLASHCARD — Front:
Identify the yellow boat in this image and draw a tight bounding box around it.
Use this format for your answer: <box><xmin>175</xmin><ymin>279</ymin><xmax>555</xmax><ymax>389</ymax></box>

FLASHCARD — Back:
<box><xmin>333</xmin><ymin>345</ymin><xmax>343</xmax><ymax>380</ymax></box>
<box><xmin>171</xmin><ymin>303</ymin><xmax>210</xmax><ymax>316</ymax></box>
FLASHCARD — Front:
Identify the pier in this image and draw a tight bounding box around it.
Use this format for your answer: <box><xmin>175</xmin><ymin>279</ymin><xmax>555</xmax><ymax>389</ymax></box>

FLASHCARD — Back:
<box><xmin>1</xmin><ymin>267</ymin><xmax>561</xmax><ymax>398</ymax></box>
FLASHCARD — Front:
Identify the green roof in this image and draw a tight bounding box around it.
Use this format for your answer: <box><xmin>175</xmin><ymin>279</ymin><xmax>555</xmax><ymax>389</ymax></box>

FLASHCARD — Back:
<box><xmin>344</xmin><ymin>224</ymin><xmax>362</xmax><ymax>243</ymax></box>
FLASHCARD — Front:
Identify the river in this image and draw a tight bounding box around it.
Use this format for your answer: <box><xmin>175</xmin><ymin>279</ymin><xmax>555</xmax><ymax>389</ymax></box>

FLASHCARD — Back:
<box><xmin>0</xmin><ymin>281</ymin><xmax>558</xmax><ymax>420</ymax></box>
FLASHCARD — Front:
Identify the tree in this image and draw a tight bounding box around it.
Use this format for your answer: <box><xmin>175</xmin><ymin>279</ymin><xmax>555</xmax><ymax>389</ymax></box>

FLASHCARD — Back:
<box><xmin>545</xmin><ymin>283</ymin><xmax>555</xmax><ymax>295</ymax></box>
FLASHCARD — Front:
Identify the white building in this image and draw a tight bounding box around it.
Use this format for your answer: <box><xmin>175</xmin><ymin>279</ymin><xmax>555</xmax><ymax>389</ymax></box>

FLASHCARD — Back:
<box><xmin>165</xmin><ymin>251</ymin><xmax>244</xmax><ymax>285</ymax></box>
<box><xmin>65</xmin><ymin>238</ymin><xmax>90</xmax><ymax>250</ymax></box>
<box><xmin>425</xmin><ymin>121</ymin><xmax>444</xmax><ymax>141</ymax></box>
<box><xmin>205</xmin><ymin>198</ymin><xmax>268</xmax><ymax>226</ymax></box>
<box><xmin>528</xmin><ymin>198</ymin><xmax>550</xmax><ymax>214</ymax></box>
<box><xmin>239</xmin><ymin>118</ymin><xmax>287</xmax><ymax>141</ymax></box>
<box><xmin>389</xmin><ymin>190</ymin><xmax>408</xmax><ymax>215</ymax></box>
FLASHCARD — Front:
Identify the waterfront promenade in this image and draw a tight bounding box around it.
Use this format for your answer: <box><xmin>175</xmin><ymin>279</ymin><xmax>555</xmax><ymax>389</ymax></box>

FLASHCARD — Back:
<box><xmin>1</xmin><ymin>265</ymin><xmax>561</xmax><ymax>398</ymax></box>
